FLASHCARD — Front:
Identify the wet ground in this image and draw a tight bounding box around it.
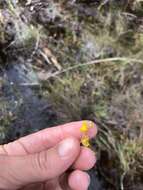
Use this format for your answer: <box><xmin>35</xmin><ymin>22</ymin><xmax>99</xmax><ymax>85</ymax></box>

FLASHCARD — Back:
<box><xmin>0</xmin><ymin>61</ymin><xmax>58</xmax><ymax>143</ymax></box>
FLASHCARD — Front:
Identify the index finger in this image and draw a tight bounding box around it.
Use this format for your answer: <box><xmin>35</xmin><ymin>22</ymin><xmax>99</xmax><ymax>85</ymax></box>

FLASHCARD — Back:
<box><xmin>1</xmin><ymin>121</ymin><xmax>97</xmax><ymax>156</ymax></box>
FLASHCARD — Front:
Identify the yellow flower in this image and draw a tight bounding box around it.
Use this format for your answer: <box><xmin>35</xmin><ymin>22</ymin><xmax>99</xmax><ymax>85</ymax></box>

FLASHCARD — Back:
<box><xmin>80</xmin><ymin>121</ymin><xmax>95</xmax><ymax>147</ymax></box>
<box><xmin>80</xmin><ymin>121</ymin><xmax>88</xmax><ymax>132</ymax></box>
<box><xmin>81</xmin><ymin>135</ymin><xmax>90</xmax><ymax>147</ymax></box>
<box><xmin>89</xmin><ymin>121</ymin><xmax>94</xmax><ymax>128</ymax></box>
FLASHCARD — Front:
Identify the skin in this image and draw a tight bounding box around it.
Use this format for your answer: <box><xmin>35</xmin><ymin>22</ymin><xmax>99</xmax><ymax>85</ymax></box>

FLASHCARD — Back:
<box><xmin>0</xmin><ymin>121</ymin><xmax>97</xmax><ymax>190</ymax></box>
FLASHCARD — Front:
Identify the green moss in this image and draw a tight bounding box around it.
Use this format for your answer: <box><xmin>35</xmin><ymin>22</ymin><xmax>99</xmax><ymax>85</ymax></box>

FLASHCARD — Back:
<box><xmin>0</xmin><ymin>101</ymin><xmax>15</xmax><ymax>144</ymax></box>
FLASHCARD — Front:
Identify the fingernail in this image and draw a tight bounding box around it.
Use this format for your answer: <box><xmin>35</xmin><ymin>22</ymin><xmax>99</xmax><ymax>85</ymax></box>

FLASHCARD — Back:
<box><xmin>87</xmin><ymin>174</ymin><xmax>91</xmax><ymax>186</ymax></box>
<box><xmin>58</xmin><ymin>138</ymin><xmax>75</xmax><ymax>158</ymax></box>
<box><xmin>82</xmin><ymin>173</ymin><xmax>91</xmax><ymax>190</ymax></box>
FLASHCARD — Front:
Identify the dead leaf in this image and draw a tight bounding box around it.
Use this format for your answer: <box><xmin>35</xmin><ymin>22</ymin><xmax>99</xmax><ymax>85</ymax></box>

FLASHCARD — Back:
<box><xmin>0</xmin><ymin>10</ymin><xmax>4</xmax><ymax>24</ymax></box>
<box><xmin>26</xmin><ymin>0</ymin><xmax>32</xmax><ymax>5</ymax></box>
<box><xmin>43</xmin><ymin>48</ymin><xmax>62</xmax><ymax>70</ymax></box>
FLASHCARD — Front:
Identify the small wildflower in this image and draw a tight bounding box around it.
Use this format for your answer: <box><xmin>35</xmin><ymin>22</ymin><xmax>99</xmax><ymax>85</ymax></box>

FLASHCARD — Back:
<box><xmin>89</xmin><ymin>121</ymin><xmax>94</xmax><ymax>128</ymax></box>
<box><xmin>81</xmin><ymin>135</ymin><xmax>90</xmax><ymax>147</ymax></box>
<box><xmin>80</xmin><ymin>121</ymin><xmax>94</xmax><ymax>147</ymax></box>
<box><xmin>80</xmin><ymin>121</ymin><xmax>88</xmax><ymax>132</ymax></box>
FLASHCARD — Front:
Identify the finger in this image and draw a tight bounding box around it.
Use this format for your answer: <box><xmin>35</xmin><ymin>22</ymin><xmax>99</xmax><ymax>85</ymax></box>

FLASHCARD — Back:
<box><xmin>68</xmin><ymin>170</ymin><xmax>90</xmax><ymax>190</ymax></box>
<box><xmin>21</xmin><ymin>180</ymin><xmax>62</xmax><ymax>190</ymax></box>
<box><xmin>0</xmin><ymin>138</ymin><xmax>80</xmax><ymax>190</ymax></box>
<box><xmin>21</xmin><ymin>179</ymin><xmax>62</xmax><ymax>190</ymax></box>
<box><xmin>45</xmin><ymin>178</ymin><xmax>62</xmax><ymax>190</ymax></box>
<box><xmin>20</xmin><ymin>183</ymin><xmax>44</xmax><ymax>190</ymax></box>
<box><xmin>0</xmin><ymin>121</ymin><xmax>97</xmax><ymax>156</ymax></box>
<box><xmin>73</xmin><ymin>147</ymin><xmax>96</xmax><ymax>171</ymax></box>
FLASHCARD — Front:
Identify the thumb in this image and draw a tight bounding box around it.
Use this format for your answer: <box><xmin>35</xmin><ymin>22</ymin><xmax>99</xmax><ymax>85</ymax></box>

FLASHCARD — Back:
<box><xmin>0</xmin><ymin>137</ymin><xmax>80</xmax><ymax>190</ymax></box>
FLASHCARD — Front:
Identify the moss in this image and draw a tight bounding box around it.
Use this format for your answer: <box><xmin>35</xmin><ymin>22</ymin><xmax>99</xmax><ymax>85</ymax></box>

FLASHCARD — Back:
<box><xmin>0</xmin><ymin>100</ymin><xmax>15</xmax><ymax>143</ymax></box>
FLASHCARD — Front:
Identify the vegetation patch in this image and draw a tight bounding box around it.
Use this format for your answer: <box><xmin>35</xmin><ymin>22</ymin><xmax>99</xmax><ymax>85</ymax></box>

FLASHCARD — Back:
<box><xmin>0</xmin><ymin>1</ymin><xmax>143</xmax><ymax>189</ymax></box>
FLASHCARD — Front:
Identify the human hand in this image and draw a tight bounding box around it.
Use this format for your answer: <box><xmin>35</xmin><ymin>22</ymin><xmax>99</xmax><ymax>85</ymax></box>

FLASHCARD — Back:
<box><xmin>0</xmin><ymin>121</ymin><xmax>97</xmax><ymax>190</ymax></box>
